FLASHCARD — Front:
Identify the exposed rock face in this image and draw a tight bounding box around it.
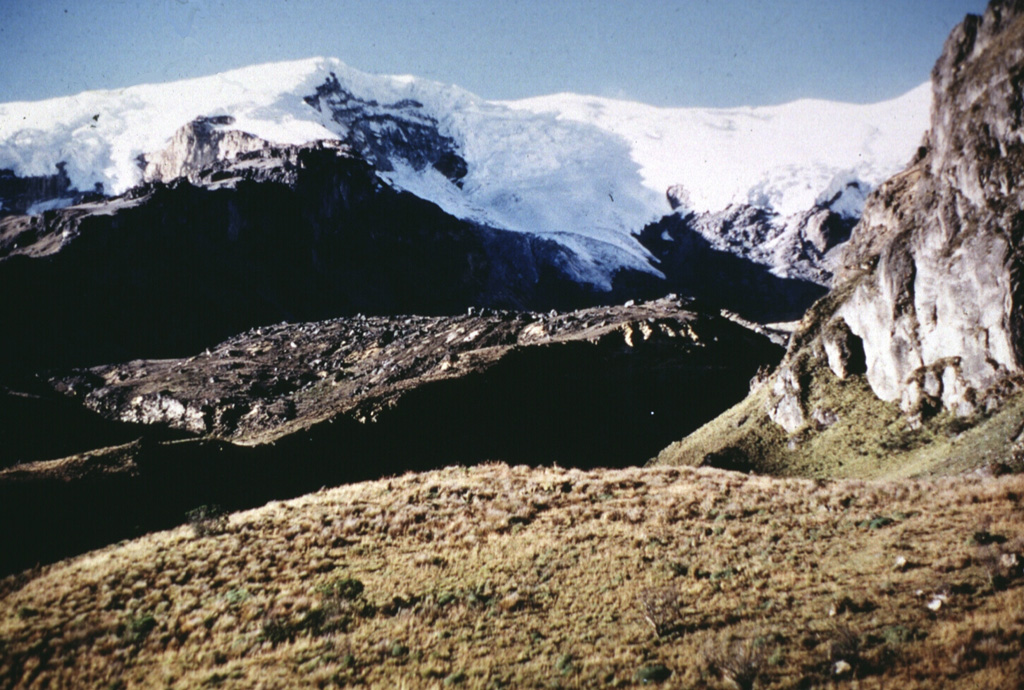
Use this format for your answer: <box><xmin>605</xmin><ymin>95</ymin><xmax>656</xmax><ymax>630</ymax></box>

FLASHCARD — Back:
<box><xmin>767</xmin><ymin>363</ymin><xmax>806</xmax><ymax>433</ymax></box>
<box><xmin>821</xmin><ymin>317</ymin><xmax>867</xmax><ymax>380</ymax></box>
<box><xmin>304</xmin><ymin>73</ymin><xmax>469</xmax><ymax>185</ymax></box>
<box><xmin>141</xmin><ymin>115</ymin><xmax>272</xmax><ymax>184</ymax></box>
<box><xmin>765</xmin><ymin>312</ymin><xmax>869</xmax><ymax>433</ymax></box>
<box><xmin>665</xmin><ymin>184</ymin><xmax>692</xmax><ymax>210</ymax></box>
<box><xmin>761</xmin><ymin>1</ymin><xmax>1024</xmax><ymax>430</ymax></box>
<box><xmin>831</xmin><ymin>1</ymin><xmax>1024</xmax><ymax>417</ymax></box>
<box><xmin>801</xmin><ymin>206</ymin><xmax>856</xmax><ymax>255</ymax></box>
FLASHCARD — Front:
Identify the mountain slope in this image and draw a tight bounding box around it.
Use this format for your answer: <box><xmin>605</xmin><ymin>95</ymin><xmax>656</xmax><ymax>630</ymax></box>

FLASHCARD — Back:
<box><xmin>0</xmin><ymin>142</ymin><xmax>663</xmax><ymax>372</ymax></box>
<box><xmin>0</xmin><ymin>58</ymin><xmax>929</xmax><ymax>288</ymax></box>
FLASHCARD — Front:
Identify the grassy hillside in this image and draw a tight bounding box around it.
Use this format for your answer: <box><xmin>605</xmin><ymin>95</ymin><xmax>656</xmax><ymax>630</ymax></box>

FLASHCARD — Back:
<box><xmin>653</xmin><ymin>340</ymin><xmax>1024</xmax><ymax>481</ymax></box>
<box><xmin>2</xmin><ymin>463</ymin><xmax>1022</xmax><ymax>688</ymax></box>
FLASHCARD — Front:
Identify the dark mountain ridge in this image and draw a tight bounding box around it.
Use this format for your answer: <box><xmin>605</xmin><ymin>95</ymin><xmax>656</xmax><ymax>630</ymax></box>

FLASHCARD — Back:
<box><xmin>0</xmin><ymin>141</ymin><xmax>661</xmax><ymax>373</ymax></box>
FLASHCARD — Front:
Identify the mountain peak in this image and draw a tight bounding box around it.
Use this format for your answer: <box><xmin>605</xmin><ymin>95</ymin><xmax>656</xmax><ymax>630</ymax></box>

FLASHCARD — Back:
<box><xmin>0</xmin><ymin>58</ymin><xmax>930</xmax><ymax>287</ymax></box>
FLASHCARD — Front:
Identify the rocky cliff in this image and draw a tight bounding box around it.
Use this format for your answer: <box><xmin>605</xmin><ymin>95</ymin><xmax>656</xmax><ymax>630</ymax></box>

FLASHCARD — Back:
<box><xmin>140</xmin><ymin>115</ymin><xmax>272</xmax><ymax>184</ymax></box>
<box><xmin>765</xmin><ymin>0</ymin><xmax>1024</xmax><ymax>431</ymax></box>
<box><xmin>656</xmin><ymin>0</ymin><xmax>1024</xmax><ymax>475</ymax></box>
<box><xmin>827</xmin><ymin>0</ymin><xmax>1024</xmax><ymax>422</ymax></box>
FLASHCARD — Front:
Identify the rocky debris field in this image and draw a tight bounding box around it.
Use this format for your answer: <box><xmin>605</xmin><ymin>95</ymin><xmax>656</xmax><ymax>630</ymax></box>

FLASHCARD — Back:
<box><xmin>48</xmin><ymin>298</ymin><xmax>778</xmax><ymax>446</ymax></box>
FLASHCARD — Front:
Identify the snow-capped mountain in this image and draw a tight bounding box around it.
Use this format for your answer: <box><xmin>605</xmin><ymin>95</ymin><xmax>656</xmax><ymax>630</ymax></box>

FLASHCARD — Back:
<box><xmin>0</xmin><ymin>57</ymin><xmax>930</xmax><ymax>289</ymax></box>
<box><xmin>506</xmin><ymin>86</ymin><xmax>931</xmax><ymax>218</ymax></box>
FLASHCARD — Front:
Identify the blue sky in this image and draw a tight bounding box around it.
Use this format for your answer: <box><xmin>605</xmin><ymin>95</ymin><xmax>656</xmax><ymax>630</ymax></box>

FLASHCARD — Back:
<box><xmin>0</xmin><ymin>0</ymin><xmax>990</xmax><ymax>107</ymax></box>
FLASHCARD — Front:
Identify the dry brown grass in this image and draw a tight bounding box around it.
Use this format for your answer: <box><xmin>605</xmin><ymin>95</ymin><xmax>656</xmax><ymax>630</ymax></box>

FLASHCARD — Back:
<box><xmin>1</xmin><ymin>463</ymin><xmax>1023</xmax><ymax>688</ymax></box>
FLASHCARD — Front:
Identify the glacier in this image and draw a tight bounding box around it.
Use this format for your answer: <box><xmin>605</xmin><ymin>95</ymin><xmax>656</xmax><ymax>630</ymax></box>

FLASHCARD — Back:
<box><xmin>0</xmin><ymin>57</ymin><xmax>931</xmax><ymax>287</ymax></box>
<box><xmin>506</xmin><ymin>85</ymin><xmax>931</xmax><ymax>218</ymax></box>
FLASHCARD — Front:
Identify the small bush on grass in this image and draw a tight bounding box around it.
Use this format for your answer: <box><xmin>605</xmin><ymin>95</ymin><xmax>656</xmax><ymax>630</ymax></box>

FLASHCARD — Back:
<box><xmin>702</xmin><ymin>635</ymin><xmax>768</xmax><ymax>690</ymax></box>
<box><xmin>637</xmin><ymin>586</ymin><xmax>686</xmax><ymax>638</ymax></box>
<box><xmin>121</xmin><ymin>612</ymin><xmax>157</xmax><ymax>645</ymax></box>
<box><xmin>186</xmin><ymin>504</ymin><xmax>229</xmax><ymax>538</ymax></box>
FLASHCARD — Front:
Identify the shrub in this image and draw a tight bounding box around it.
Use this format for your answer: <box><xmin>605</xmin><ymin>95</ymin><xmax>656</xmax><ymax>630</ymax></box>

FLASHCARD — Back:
<box><xmin>827</xmin><ymin>623</ymin><xmax>861</xmax><ymax>668</ymax></box>
<box><xmin>976</xmin><ymin>540</ymin><xmax>1023</xmax><ymax>590</ymax></box>
<box><xmin>16</xmin><ymin>606</ymin><xmax>38</xmax><ymax>619</ymax></box>
<box><xmin>702</xmin><ymin>636</ymin><xmax>767</xmax><ymax>690</ymax></box>
<box><xmin>316</xmin><ymin>577</ymin><xmax>365</xmax><ymax>601</ymax></box>
<box><xmin>443</xmin><ymin>670</ymin><xmax>467</xmax><ymax>686</ymax></box>
<box><xmin>186</xmin><ymin>504</ymin><xmax>228</xmax><ymax>538</ymax></box>
<box><xmin>261</xmin><ymin>578</ymin><xmax>373</xmax><ymax>645</ymax></box>
<box><xmin>261</xmin><ymin>615</ymin><xmax>296</xmax><ymax>645</ymax></box>
<box><xmin>635</xmin><ymin>664</ymin><xmax>672</xmax><ymax>684</ymax></box>
<box><xmin>122</xmin><ymin>612</ymin><xmax>157</xmax><ymax>645</ymax></box>
<box><xmin>637</xmin><ymin>586</ymin><xmax>686</xmax><ymax>638</ymax></box>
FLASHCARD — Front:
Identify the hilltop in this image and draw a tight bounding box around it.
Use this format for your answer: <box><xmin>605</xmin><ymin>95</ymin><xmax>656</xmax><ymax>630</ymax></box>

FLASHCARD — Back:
<box><xmin>1</xmin><ymin>463</ymin><xmax>1022</xmax><ymax>688</ymax></box>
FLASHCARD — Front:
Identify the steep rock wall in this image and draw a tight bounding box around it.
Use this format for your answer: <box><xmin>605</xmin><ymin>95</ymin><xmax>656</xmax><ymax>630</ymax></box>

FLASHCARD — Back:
<box><xmin>771</xmin><ymin>1</ymin><xmax>1024</xmax><ymax>427</ymax></box>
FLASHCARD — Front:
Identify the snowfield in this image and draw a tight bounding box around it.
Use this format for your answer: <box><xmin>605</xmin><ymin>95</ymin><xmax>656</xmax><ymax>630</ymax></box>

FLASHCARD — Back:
<box><xmin>0</xmin><ymin>57</ymin><xmax>931</xmax><ymax>284</ymax></box>
<box><xmin>505</xmin><ymin>85</ymin><xmax>931</xmax><ymax>218</ymax></box>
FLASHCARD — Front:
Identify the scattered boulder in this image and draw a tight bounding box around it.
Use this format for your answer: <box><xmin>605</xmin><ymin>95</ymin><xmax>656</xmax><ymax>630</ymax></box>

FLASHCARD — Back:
<box><xmin>665</xmin><ymin>184</ymin><xmax>692</xmax><ymax>211</ymax></box>
<box><xmin>767</xmin><ymin>362</ymin><xmax>805</xmax><ymax>433</ymax></box>
<box><xmin>811</xmin><ymin>407</ymin><xmax>839</xmax><ymax>430</ymax></box>
<box><xmin>801</xmin><ymin>208</ymin><xmax>855</xmax><ymax>254</ymax></box>
<box><xmin>821</xmin><ymin>318</ymin><xmax>866</xmax><ymax>380</ymax></box>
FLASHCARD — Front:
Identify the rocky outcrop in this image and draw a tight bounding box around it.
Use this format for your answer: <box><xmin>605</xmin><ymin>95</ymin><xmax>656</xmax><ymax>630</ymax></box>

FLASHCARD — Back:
<box><xmin>761</xmin><ymin>1</ymin><xmax>1024</xmax><ymax>429</ymax></box>
<box><xmin>821</xmin><ymin>317</ymin><xmax>867</xmax><ymax>380</ymax></box>
<box><xmin>304</xmin><ymin>73</ymin><xmax>469</xmax><ymax>185</ymax></box>
<box><xmin>140</xmin><ymin>115</ymin><xmax>272</xmax><ymax>184</ymax></box>
<box><xmin>829</xmin><ymin>0</ymin><xmax>1024</xmax><ymax>418</ymax></box>
<box><xmin>767</xmin><ymin>363</ymin><xmax>806</xmax><ymax>433</ymax></box>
